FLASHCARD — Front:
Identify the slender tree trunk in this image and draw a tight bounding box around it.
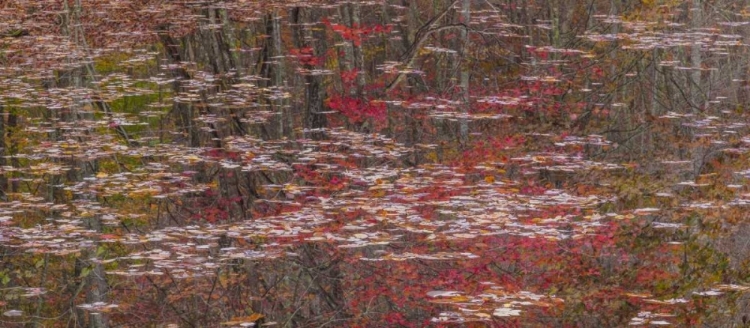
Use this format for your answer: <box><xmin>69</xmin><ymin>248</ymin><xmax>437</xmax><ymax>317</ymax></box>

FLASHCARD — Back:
<box><xmin>337</xmin><ymin>4</ymin><xmax>354</xmax><ymax>90</ymax></box>
<box><xmin>220</xmin><ymin>8</ymin><xmax>239</xmax><ymax>73</ymax></box>
<box><xmin>459</xmin><ymin>0</ymin><xmax>470</xmax><ymax>145</ymax></box>
<box><xmin>271</xmin><ymin>9</ymin><xmax>290</xmax><ymax>138</ymax></box>
<box><xmin>690</xmin><ymin>0</ymin><xmax>703</xmax><ymax>112</ymax></box>
<box><xmin>158</xmin><ymin>27</ymin><xmax>200</xmax><ymax>147</ymax></box>
<box><xmin>206</xmin><ymin>8</ymin><xmax>227</xmax><ymax>74</ymax></box>
<box><xmin>687</xmin><ymin>0</ymin><xmax>704</xmax><ymax>179</ymax></box>
<box><xmin>351</xmin><ymin>3</ymin><xmax>366</xmax><ymax>98</ymax></box>
<box><xmin>0</xmin><ymin>105</ymin><xmax>6</xmax><ymax>198</ymax></box>
<box><xmin>291</xmin><ymin>7</ymin><xmax>328</xmax><ymax>139</ymax></box>
<box><xmin>68</xmin><ymin>2</ymin><xmax>110</xmax><ymax>327</ymax></box>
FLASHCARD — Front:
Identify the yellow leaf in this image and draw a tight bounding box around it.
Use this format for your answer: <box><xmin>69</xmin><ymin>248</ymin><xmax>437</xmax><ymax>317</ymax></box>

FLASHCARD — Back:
<box><xmin>222</xmin><ymin>313</ymin><xmax>265</xmax><ymax>325</ymax></box>
<box><xmin>449</xmin><ymin>295</ymin><xmax>470</xmax><ymax>302</ymax></box>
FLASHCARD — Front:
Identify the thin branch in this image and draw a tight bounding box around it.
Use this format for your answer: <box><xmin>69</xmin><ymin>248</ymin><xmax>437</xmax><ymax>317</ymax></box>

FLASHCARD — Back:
<box><xmin>386</xmin><ymin>24</ymin><xmax>469</xmax><ymax>93</ymax></box>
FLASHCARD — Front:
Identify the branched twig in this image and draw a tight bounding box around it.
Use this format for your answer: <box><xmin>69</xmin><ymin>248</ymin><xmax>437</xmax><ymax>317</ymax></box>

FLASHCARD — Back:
<box><xmin>385</xmin><ymin>0</ymin><xmax>462</xmax><ymax>92</ymax></box>
<box><xmin>386</xmin><ymin>24</ymin><xmax>469</xmax><ymax>93</ymax></box>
